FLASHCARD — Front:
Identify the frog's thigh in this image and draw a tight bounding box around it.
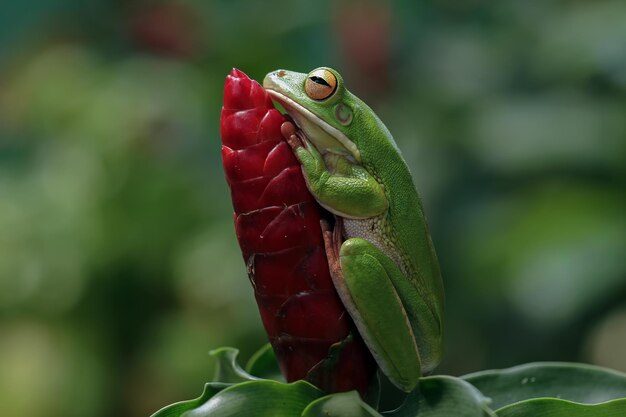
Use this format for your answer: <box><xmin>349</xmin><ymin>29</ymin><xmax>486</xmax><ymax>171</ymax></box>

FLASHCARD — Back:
<box><xmin>338</xmin><ymin>238</ymin><xmax>421</xmax><ymax>392</ymax></box>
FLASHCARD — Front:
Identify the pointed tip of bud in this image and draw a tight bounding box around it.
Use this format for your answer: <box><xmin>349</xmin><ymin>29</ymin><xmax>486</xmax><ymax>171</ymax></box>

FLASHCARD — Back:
<box><xmin>230</xmin><ymin>68</ymin><xmax>246</xmax><ymax>78</ymax></box>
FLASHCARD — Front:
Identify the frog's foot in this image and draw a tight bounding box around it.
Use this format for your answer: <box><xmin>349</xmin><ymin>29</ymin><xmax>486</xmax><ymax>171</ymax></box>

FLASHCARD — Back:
<box><xmin>281</xmin><ymin>120</ymin><xmax>306</xmax><ymax>151</ymax></box>
<box><xmin>321</xmin><ymin>217</ymin><xmax>343</xmax><ymax>280</ymax></box>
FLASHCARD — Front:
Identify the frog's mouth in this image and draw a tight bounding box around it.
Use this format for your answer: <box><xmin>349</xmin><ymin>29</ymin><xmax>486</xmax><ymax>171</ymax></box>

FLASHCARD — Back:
<box><xmin>265</xmin><ymin>90</ymin><xmax>361</xmax><ymax>163</ymax></box>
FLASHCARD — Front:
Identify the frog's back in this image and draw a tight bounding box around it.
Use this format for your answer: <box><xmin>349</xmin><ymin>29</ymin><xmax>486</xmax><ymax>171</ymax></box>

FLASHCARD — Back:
<box><xmin>359</xmin><ymin>115</ymin><xmax>444</xmax><ymax>324</ymax></box>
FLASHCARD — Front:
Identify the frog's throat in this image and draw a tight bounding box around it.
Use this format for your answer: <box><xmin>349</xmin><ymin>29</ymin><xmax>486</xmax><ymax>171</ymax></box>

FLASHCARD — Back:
<box><xmin>266</xmin><ymin>90</ymin><xmax>361</xmax><ymax>162</ymax></box>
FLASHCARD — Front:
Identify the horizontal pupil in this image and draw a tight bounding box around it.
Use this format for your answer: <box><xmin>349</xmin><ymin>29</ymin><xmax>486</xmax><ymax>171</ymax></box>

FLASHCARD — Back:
<box><xmin>309</xmin><ymin>76</ymin><xmax>331</xmax><ymax>87</ymax></box>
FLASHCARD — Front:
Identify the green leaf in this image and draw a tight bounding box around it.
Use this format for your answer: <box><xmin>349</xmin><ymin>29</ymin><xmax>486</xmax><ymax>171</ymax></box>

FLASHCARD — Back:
<box><xmin>463</xmin><ymin>362</ymin><xmax>626</xmax><ymax>410</ymax></box>
<box><xmin>179</xmin><ymin>380</ymin><xmax>324</xmax><ymax>417</ymax></box>
<box><xmin>496</xmin><ymin>397</ymin><xmax>626</xmax><ymax>417</ymax></box>
<box><xmin>209</xmin><ymin>347</ymin><xmax>260</xmax><ymax>383</ymax></box>
<box><xmin>153</xmin><ymin>352</ymin><xmax>626</xmax><ymax>417</ymax></box>
<box><xmin>384</xmin><ymin>375</ymin><xmax>496</xmax><ymax>417</ymax></box>
<box><xmin>150</xmin><ymin>383</ymin><xmax>230</xmax><ymax>417</ymax></box>
<box><xmin>245</xmin><ymin>343</ymin><xmax>284</xmax><ymax>382</ymax></box>
<box><xmin>302</xmin><ymin>391</ymin><xmax>382</xmax><ymax>417</ymax></box>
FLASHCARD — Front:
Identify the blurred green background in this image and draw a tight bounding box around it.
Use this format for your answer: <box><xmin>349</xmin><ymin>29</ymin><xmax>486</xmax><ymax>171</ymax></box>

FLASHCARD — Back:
<box><xmin>1</xmin><ymin>0</ymin><xmax>625</xmax><ymax>416</ymax></box>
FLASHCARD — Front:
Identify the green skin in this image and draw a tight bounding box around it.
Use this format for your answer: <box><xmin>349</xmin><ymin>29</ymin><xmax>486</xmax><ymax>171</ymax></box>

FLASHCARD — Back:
<box><xmin>263</xmin><ymin>67</ymin><xmax>444</xmax><ymax>392</ymax></box>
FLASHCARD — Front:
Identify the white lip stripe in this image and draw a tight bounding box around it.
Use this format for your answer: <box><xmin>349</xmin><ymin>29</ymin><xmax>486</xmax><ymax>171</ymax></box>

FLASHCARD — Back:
<box><xmin>266</xmin><ymin>90</ymin><xmax>361</xmax><ymax>162</ymax></box>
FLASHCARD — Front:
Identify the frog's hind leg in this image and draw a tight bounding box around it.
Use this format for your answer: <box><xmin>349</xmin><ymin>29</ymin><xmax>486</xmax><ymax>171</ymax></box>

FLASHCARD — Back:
<box><xmin>321</xmin><ymin>219</ymin><xmax>421</xmax><ymax>392</ymax></box>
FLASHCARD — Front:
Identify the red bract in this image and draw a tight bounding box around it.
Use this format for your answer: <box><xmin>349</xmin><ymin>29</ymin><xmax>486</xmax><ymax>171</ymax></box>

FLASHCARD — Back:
<box><xmin>220</xmin><ymin>69</ymin><xmax>375</xmax><ymax>395</ymax></box>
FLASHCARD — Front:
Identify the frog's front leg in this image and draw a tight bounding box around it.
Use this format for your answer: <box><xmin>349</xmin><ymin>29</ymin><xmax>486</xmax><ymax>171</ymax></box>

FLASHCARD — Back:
<box><xmin>282</xmin><ymin>122</ymin><xmax>387</xmax><ymax>218</ymax></box>
<box><xmin>321</xmin><ymin>220</ymin><xmax>421</xmax><ymax>392</ymax></box>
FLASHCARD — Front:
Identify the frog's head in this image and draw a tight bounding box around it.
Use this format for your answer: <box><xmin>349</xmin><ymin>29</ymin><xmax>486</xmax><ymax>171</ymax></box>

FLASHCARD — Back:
<box><xmin>263</xmin><ymin>67</ymin><xmax>384</xmax><ymax>163</ymax></box>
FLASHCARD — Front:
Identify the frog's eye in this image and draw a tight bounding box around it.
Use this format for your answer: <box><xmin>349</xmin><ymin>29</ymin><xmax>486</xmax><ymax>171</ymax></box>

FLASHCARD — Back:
<box><xmin>305</xmin><ymin>69</ymin><xmax>337</xmax><ymax>100</ymax></box>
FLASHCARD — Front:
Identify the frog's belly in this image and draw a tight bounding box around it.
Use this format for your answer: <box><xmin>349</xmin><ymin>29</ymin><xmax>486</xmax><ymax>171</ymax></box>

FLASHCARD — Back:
<box><xmin>342</xmin><ymin>217</ymin><xmax>405</xmax><ymax>274</ymax></box>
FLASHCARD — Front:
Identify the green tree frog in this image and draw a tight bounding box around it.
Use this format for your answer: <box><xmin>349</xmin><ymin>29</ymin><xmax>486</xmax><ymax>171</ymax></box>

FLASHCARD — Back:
<box><xmin>263</xmin><ymin>67</ymin><xmax>444</xmax><ymax>392</ymax></box>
